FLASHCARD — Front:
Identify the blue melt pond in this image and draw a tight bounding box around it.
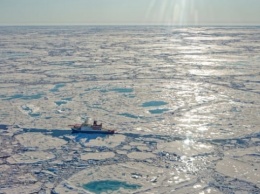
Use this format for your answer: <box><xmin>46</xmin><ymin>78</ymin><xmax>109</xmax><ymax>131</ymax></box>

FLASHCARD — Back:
<box><xmin>149</xmin><ymin>108</ymin><xmax>170</xmax><ymax>114</ymax></box>
<box><xmin>85</xmin><ymin>87</ymin><xmax>100</xmax><ymax>92</ymax></box>
<box><xmin>119</xmin><ymin>113</ymin><xmax>140</xmax><ymax>119</ymax></box>
<box><xmin>83</xmin><ymin>180</ymin><xmax>141</xmax><ymax>194</ymax></box>
<box><xmin>55</xmin><ymin>97</ymin><xmax>72</xmax><ymax>106</ymax></box>
<box><xmin>0</xmin><ymin>95</ymin><xmax>6</xmax><ymax>99</ymax></box>
<box><xmin>125</xmin><ymin>94</ymin><xmax>135</xmax><ymax>98</ymax></box>
<box><xmin>29</xmin><ymin>113</ymin><xmax>41</xmax><ymax>117</ymax></box>
<box><xmin>55</xmin><ymin>101</ymin><xmax>67</xmax><ymax>106</ymax></box>
<box><xmin>142</xmin><ymin>101</ymin><xmax>168</xmax><ymax>107</ymax></box>
<box><xmin>50</xmin><ymin>83</ymin><xmax>66</xmax><ymax>92</ymax></box>
<box><xmin>2</xmin><ymin>51</ymin><xmax>29</xmax><ymax>59</ymax></box>
<box><xmin>111</xmin><ymin>88</ymin><xmax>133</xmax><ymax>93</ymax></box>
<box><xmin>4</xmin><ymin>94</ymin><xmax>43</xmax><ymax>100</ymax></box>
<box><xmin>49</xmin><ymin>61</ymin><xmax>74</xmax><ymax>66</ymax></box>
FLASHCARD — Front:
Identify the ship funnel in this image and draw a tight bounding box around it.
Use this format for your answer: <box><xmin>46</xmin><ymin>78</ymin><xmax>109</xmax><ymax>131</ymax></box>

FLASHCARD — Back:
<box><xmin>84</xmin><ymin>117</ymin><xmax>89</xmax><ymax>124</ymax></box>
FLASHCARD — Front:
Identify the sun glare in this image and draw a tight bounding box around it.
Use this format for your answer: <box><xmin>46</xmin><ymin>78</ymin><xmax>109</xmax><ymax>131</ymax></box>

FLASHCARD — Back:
<box><xmin>146</xmin><ymin>0</ymin><xmax>200</xmax><ymax>26</ymax></box>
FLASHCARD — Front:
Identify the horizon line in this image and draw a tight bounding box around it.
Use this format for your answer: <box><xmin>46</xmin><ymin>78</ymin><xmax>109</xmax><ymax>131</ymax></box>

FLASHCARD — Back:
<box><xmin>0</xmin><ymin>23</ymin><xmax>260</xmax><ymax>27</ymax></box>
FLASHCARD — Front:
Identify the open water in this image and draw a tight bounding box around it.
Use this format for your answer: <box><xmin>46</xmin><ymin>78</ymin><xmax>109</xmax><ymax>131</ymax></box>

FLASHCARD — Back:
<box><xmin>0</xmin><ymin>26</ymin><xmax>259</xmax><ymax>193</ymax></box>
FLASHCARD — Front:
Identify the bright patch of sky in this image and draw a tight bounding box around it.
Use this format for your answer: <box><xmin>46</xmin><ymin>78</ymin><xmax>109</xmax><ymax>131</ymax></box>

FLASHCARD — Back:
<box><xmin>0</xmin><ymin>0</ymin><xmax>259</xmax><ymax>25</ymax></box>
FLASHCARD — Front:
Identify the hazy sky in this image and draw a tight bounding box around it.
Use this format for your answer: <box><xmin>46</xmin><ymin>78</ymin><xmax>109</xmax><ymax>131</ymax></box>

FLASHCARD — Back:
<box><xmin>0</xmin><ymin>0</ymin><xmax>259</xmax><ymax>25</ymax></box>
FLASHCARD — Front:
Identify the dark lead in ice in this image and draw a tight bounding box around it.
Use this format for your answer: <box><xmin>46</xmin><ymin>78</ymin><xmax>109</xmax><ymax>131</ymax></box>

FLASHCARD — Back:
<box><xmin>0</xmin><ymin>124</ymin><xmax>8</xmax><ymax>130</ymax></box>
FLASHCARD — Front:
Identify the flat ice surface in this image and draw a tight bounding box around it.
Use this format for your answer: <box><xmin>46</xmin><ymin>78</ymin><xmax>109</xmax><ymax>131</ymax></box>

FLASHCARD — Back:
<box><xmin>0</xmin><ymin>26</ymin><xmax>260</xmax><ymax>193</ymax></box>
